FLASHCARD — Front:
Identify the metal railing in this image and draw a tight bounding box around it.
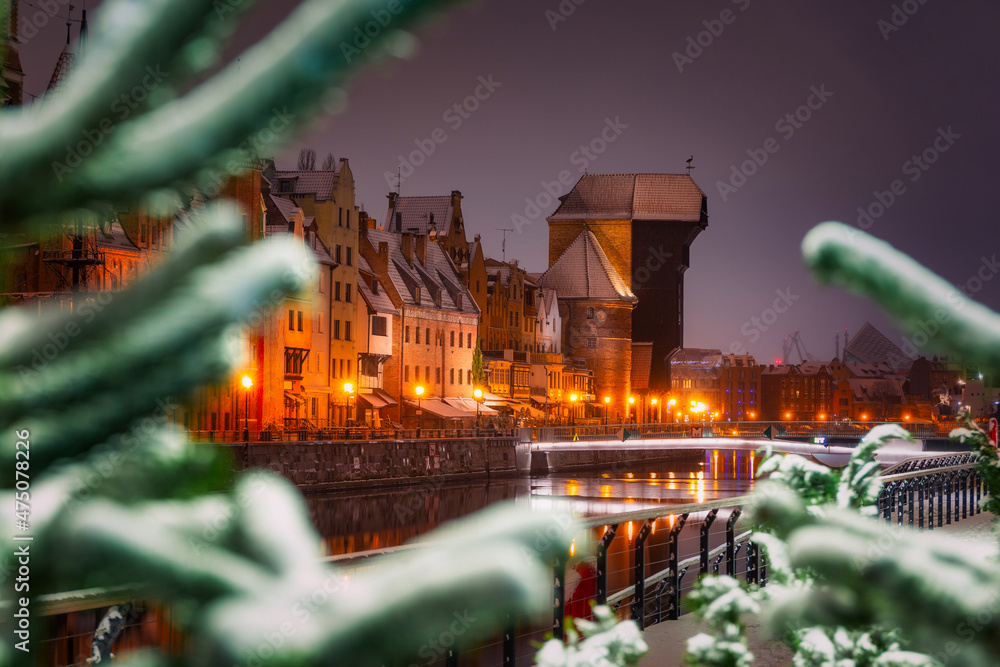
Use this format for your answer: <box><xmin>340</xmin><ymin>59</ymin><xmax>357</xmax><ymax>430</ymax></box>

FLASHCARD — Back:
<box><xmin>541</xmin><ymin>420</ymin><xmax>956</xmax><ymax>442</ymax></box>
<box><xmin>189</xmin><ymin>427</ymin><xmax>517</xmax><ymax>443</ymax></box>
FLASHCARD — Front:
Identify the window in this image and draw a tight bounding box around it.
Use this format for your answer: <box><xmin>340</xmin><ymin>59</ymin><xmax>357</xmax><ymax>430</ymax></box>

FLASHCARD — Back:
<box><xmin>467</xmin><ymin>370</ymin><xmax>472</xmax><ymax>385</ymax></box>
<box><xmin>297</xmin><ymin>311</ymin><xmax>303</xmax><ymax>331</ymax></box>
<box><xmin>318</xmin><ymin>275</ymin><xmax>324</xmax><ymax>293</ymax></box>
<box><xmin>346</xmin><ymin>247</ymin><xmax>353</xmax><ymax>266</ymax></box>
<box><xmin>450</xmin><ymin>331</ymin><xmax>455</xmax><ymax>347</ymax></box>
<box><xmin>311</xmin><ymin>397</ymin><xmax>318</xmax><ymax>417</ymax></box>
<box><xmin>338</xmin><ymin>209</ymin><xmax>343</xmax><ymax>227</ymax></box>
<box><xmin>347</xmin><ymin>210</ymin><xmax>351</xmax><ymax>229</ymax></box>
<box><xmin>468</xmin><ymin>333</ymin><xmax>472</xmax><ymax>348</ymax></box>
<box><xmin>436</xmin><ymin>367</ymin><xmax>441</xmax><ymax>383</ymax></box>
<box><xmin>331</xmin><ymin>359</ymin><xmax>336</xmax><ymax>378</ymax></box>
<box><xmin>372</xmin><ymin>316</ymin><xmax>387</xmax><ymax>336</ymax></box>
<box><xmin>450</xmin><ymin>369</ymin><xmax>455</xmax><ymax>384</ymax></box>
<box><xmin>426</xmin><ymin>328</ymin><xmax>430</xmax><ymax>344</ymax></box>
<box><xmin>458</xmin><ymin>370</ymin><xmax>463</xmax><ymax>384</ymax></box>
<box><xmin>415</xmin><ymin>366</ymin><xmax>420</xmax><ymax>382</ymax></box>
<box><xmin>587</xmin><ymin>307</ymin><xmax>595</xmax><ymax>319</ymax></box>
<box><xmin>211</xmin><ymin>412</ymin><xmax>217</xmax><ymax>430</ymax></box>
<box><xmin>335</xmin><ymin>245</ymin><xmax>342</xmax><ymax>263</ymax></box>
<box><xmin>345</xmin><ymin>321</ymin><xmax>351</xmax><ymax>341</ymax></box>
<box><xmin>334</xmin><ymin>282</ymin><xmax>341</xmax><ymax>301</ymax></box>
<box><xmin>317</xmin><ymin>314</ymin><xmax>322</xmax><ymax>333</ymax></box>
<box><xmin>346</xmin><ymin>284</ymin><xmax>353</xmax><ymax>303</ymax></box>
<box><xmin>405</xmin><ymin>365</ymin><xmax>410</xmax><ymax>382</ymax></box>
<box><xmin>288</xmin><ymin>310</ymin><xmax>294</xmax><ymax>330</ymax></box>
<box><xmin>347</xmin><ymin>360</ymin><xmax>351</xmax><ymax>376</ymax></box>
<box><xmin>340</xmin><ymin>359</ymin><xmax>344</xmax><ymax>377</ymax></box>
<box><xmin>425</xmin><ymin>366</ymin><xmax>430</xmax><ymax>383</ymax></box>
<box><xmin>416</xmin><ymin>328</ymin><xmax>421</xmax><ymax>345</ymax></box>
<box><xmin>333</xmin><ymin>320</ymin><xmax>340</xmax><ymax>339</ymax></box>
<box><xmin>405</xmin><ymin>326</ymin><xmax>410</xmax><ymax>343</ymax></box>
<box><xmin>587</xmin><ymin>338</ymin><xmax>597</xmax><ymax>349</ymax></box>
<box><xmin>459</xmin><ymin>332</ymin><xmax>463</xmax><ymax>348</ymax></box>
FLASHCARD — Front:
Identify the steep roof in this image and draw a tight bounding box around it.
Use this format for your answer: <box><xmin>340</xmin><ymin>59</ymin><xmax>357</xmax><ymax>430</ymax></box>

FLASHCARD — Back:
<box><xmin>384</xmin><ymin>195</ymin><xmax>453</xmax><ymax>235</ymax></box>
<box><xmin>96</xmin><ymin>222</ymin><xmax>138</xmax><ymax>251</ymax></box>
<box><xmin>357</xmin><ymin>254</ymin><xmax>398</xmax><ymax>315</ymax></box>
<box><xmin>267</xmin><ymin>194</ymin><xmax>300</xmax><ymax>223</ymax></box>
<box><xmin>366</xmin><ymin>228</ymin><xmax>479</xmax><ymax>317</ymax></box>
<box><xmin>844</xmin><ymin>322</ymin><xmax>913</xmax><ymax>370</ymax></box>
<box><xmin>548</xmin><ymin>174</ymin><xmax>706</xmax><ymax>222</ymax></box>
<box><xmin>537</xmin><ymin>229</ymin><xmax>636</xmax><ymax>302</ymax></box>
<box><xmin>46</xmin><ymin>48</ymin><xmax>75</xmax><ymax>94</ymax></box>
<box><xmin>273</xmin><ymin>168</ymin><xmax>342</xmax><ymax>201</ymax></box>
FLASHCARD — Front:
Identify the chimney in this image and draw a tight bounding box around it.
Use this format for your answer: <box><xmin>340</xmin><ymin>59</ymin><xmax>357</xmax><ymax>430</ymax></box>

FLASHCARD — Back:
<box><xmin>415</xmin><ymin>234</ymin><xmax>427</xmax><ymax>266</ymax></box>
<box><xmin>359</xmin><ymin>211</ymin><xmax>369</xmax><ymax>243</ymax></box>
<box><xmin>395</xmin><ymin>212</ymin><xmax>402</xmax><ymax>233</ymax></box>
<box><xmin>401</xmin><ymin>232</ymin><xmax>414</xmax><ymax>264</ymax></box>
<box><xmin>474</xmin><ymin>233</ymin><xmax>481</xmax><ymax>243</ymax></box>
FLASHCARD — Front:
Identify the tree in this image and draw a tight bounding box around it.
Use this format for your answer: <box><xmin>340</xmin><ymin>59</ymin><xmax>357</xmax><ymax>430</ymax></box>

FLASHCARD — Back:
<box><xmin>322</xmin><ymin>152</ymin><xmax>335</xmax><ymax>169</ymax></box>
<box><xmin>298</xmin><ymin>148</ymin><xmax>316</xmax><ymax>170</ymax></box>
<box><xmin>868</xmin><ymin>379</ymin><xmax>900</xmax><ymax>421</ymax></box>
<box><xmin>472</xmin><ymin>336</ymin><xmax>487</xmax><ymax>387</ymax></box>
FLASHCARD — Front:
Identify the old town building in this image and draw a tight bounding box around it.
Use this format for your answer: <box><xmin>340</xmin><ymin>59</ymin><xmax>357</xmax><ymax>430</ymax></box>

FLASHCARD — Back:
<box><xmin>547</xmin><ymin>174</ymin><xmax>708</xmax><ymax>396</ymax></box>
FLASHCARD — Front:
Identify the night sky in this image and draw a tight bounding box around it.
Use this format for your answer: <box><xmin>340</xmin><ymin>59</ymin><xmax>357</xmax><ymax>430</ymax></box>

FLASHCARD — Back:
<box><xmin>17</xmin><ymin>0</ymin><xmax>1000</xmax><ymax>364</ymax></box>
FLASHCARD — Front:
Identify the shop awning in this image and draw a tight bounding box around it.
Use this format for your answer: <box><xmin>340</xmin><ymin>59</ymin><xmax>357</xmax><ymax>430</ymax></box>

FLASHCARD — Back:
<box><xmin>283</xmin><ymin>391</ymin><xmax>307</xmax><ymax>404</ymax></box>
<box><xmin>444</xmin><ymin>397</ymin><xmax>498</xmax><ymax>416</ymax></box>
<box><xmin>358</xmin><ymin>389</ymin><xmax>398</xmax><ymax>409</ymax></box>
<box><xmin>508</xmin><ymin>401</ymin><xmax>546</xmax><ymax>419</ymax></box>
<box><xmin>483</xmin><ymin>391</ymin><xmax>515</xmax><ymax>408</ymax></box>
<box><xmin>405</xmin><ymin>398</ymin><xmax>468</xmax><ymax>420</ymax></box>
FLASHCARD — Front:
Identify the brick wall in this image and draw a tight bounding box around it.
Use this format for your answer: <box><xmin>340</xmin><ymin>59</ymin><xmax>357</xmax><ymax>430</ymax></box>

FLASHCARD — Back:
<box><xmin>562</xmin><ymin>299</ymin><xmax>633</xmax><ymax>417</ymax></box>
<box><xmin>224</xmin><ymin>437</ymin><xmax>524</xmax><ymax>490</ymax></box>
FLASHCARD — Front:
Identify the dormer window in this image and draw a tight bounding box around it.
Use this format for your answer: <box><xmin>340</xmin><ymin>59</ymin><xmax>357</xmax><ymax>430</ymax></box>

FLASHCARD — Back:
<box><xmin>371</xmin><ymin>278</ymin><xmax>378</xmax><ymax>294</ymax></box>
<box><xmin>278</xmin><ymin>180</ymin><xmax>292</xmax><ymax>193</ymax></box>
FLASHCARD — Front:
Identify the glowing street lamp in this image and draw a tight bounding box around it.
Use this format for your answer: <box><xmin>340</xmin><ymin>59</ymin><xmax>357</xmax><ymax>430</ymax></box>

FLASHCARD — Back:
<box><xmin>570</xmin><ymin>393</ymin><xmax>578</xmax><ymax>426</ymax></box>
<box><xmin>343</xmin><ymin>382</ymin><xmax>355</xmax><ymax>422</ymax></box>
<box><xmin>603</xmin><ymin>395</ymin><xmax>611</xmax><ymax>425</ymax></box>
<box><xmin>473</xmin><ymin>387</ymin><xmax>484</xmax><ymax>426</ymax></box>
<box><xmin>415</xmin><ymin>385</ymin><xmax>425</xmax><ymax>430</ymax></box>
<box><xmin>650</xmin><ymin>397</ymin><xmax>658</xmax><ymax>424</ymax></box>
<box><xmin>241</xmin><ymin>374</ymin><xmax>253</xmax><ymax>443</ymax></box>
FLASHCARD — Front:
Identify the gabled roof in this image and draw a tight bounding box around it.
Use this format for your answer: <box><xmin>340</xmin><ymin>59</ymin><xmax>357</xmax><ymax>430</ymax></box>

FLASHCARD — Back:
<box><xmin>384</xmin><ymin>195</ymin><xmax>453</xmax><ymax>235</ymax></box>
<box><xmin>46</xmin><ymin>49</ymin><xmax>75</xmax><ymax>94</ymax></box>
<box><xmin>548</xmin><ymin>174</ymin><xmax>706</xmax><ymax>222</ymax></box>
<box><xmin>366</xmin><ymin>228</ymin><xmax>479</xmax><ymax>317</ymax></box>
<box><xmin>537</xmin><ymin>229</ymin><xmax>636</xmax><ymax>302</ymax></box>
<box><xmin>358</xmin><ymin>273</ymin><xmax>398</xmax><ymax>315</ymax></box>
<box><xmin>273</xmin><ymin>169</ymin><xmax>342</xmax><ymax>201</ymax></box>
<box><xmin>267</xmin><ymin>194</ymin><xmax>300</xmax><ymax>224</ymax></box>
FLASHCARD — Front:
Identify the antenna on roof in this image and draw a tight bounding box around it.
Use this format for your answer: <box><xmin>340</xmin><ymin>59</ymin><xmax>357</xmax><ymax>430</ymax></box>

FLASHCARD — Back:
<box><xmin>685</xmin><ymin>155</ymin><xmax>695</xmax><ymax>176</ymax></box>
<box><xmin>396</xmin><ymin>167</ymin><xmax>401</xmax><ymax>196</ymax></box>
<box><xmin>497</xmin><ymin>228</ymin><xmax>513</xmax><ymax>262</ymax></box>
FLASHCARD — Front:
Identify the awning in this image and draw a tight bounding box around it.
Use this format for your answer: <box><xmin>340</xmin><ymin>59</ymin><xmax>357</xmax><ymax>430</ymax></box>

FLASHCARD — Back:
<box><xmin>283</xmin><ymin>391</ymin><xmax>307</xmax><ymax>405</ymax></box>
<box><xmin>508</xmin><ymin>401</ymin><xmax>545</xmax><ymax>419</ymax></box>
<box><xmin>483</xmin><ymin>391</ymin><xmax>515</xmax><ymax>408</ymax></box>
<box><xmin>358</xmin><ymin>389</ymin><xmax>398</xmax><ymax>410</ymax></box>
<box><xmin>444</xmin><ymin>397</ymin><xmax>498</xmax><ymax>416</ymax></box>
<box><xmin>405</xmin><ymin>398</ymin><xmax>468</xmax><ymax>420</ymax></box>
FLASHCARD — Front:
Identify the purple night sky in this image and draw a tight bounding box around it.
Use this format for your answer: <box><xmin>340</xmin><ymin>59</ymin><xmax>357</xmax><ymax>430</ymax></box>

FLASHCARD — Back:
<box><xmin>17</xmin><ymin>0</ymin><xmax>1000</xmax><ymax>365</ymax></box>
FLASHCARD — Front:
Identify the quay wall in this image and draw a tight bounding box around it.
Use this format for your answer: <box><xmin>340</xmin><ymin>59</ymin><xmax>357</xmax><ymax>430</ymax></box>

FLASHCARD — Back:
<box><xmin>221</xmin><ymin>437</ymin><xmax>529</xmax><ymax>492</ymax></box>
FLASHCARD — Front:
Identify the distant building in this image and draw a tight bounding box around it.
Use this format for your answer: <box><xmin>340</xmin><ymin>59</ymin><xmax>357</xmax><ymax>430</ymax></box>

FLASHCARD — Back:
<box><xmin>666</xmin><ymin>348</ymin><xmax>722</xmax><ymax>421</ymax></box>
<box><xmin>843</xmin><ymin>322</ymin><xmax>913</xmax><ymax>370</ymax></box>
<box><xmin>761</xmin><ymin>361</ymin><xmax>834</xmax><ymax>421</ymax></box>
<box><xmin>356</xmin><ymin>253</ymin><xmax>399</xmax><ymax>426</ymax></box>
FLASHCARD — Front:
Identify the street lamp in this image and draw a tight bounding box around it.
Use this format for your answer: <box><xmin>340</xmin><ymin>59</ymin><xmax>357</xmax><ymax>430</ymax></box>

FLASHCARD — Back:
<box><xmin>241</xmin><ymin>374</ymin><xmax>253</xmax><ymax>442</ymax></box>
<box><xmin>628</xmin><ymin>396</ymin><xmax>635</xmax><ymax>424</ymax></box>
<box><xmin>603</xmin><ymin>395</ymin><xmax>610</xmax><ymax>425</ymax></box>
<box><xmin>651</xmin><ymin>397</ymin><xmax>658</xmax><ymax>424</ymax></box>
<box><xmin>473</xmin><ymin>387</ymin><xmax>484</xmax><ymax>427</ymax></box>
<box><xmin>415</xmin><ymin>385</ymin><xmax>425</xmax><ymax>431</ymax></box>
<box><xmin>344</xmin><ymin>382</ymin><xmax>355</xmax><ymax>423</ymax></box>
<box><xmin>570</xmin><ymin>393</ymin><xmax>578</xmax><ymax>426</ymax></box>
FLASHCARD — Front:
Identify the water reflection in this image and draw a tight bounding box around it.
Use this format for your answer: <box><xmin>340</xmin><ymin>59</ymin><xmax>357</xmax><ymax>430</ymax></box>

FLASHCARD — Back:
<box><xmin>305</xmin><ymin>450</ymin><xmax>755</xmax><ymax>557</ymax></box>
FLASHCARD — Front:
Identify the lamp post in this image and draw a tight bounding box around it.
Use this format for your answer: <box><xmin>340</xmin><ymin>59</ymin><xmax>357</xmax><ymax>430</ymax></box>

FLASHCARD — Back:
<box><xmin>415</xmin><ymin>385</ymin><xmax>425</xmax><ymax>432</ymax></box>
<box><xmin>628</xmin><ymin>396</ymin><xmax>635</xmax><ymax>424</ymax></box>
<box><xmin>651</xmin><ymin>397</ymin><xmax>658</xmax><ymax>424</ymax></box>
<box><xmin>570</xmin><ymin>393</ymin><xmax>578</xmax><ymax>426</ymax></box>
<box><xmin>473</xmin><ymin>387</ymin><xmax>483</xmax><ymax>429</ymax></box>
<box><xmin>344</xmin><ymin>382</ymin><xmax>355</xmax><ymax>424</ymax></box>
<box><xmin>241</xmin><ymin>374</ymin><xmax>253</xmax><ymax>443</ymax></box>
<box><xmin>603</xmin><ymin>395</ymin><xmax>610</xmax><ymax>425</ymax></box>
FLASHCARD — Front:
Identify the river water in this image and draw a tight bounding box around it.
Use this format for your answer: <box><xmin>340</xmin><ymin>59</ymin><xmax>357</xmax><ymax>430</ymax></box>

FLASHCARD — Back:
<box><xmin>306</xmin><ymin>448</ymin><xmax>758</xmax><ymax>557</ymax></box>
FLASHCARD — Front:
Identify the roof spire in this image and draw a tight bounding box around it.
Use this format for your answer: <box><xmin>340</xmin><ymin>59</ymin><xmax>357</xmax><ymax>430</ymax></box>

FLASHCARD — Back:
<box><xmin>80</xmin><ymin>8</ymin><xmax>88</xmax><ymax>53</ymax></box>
